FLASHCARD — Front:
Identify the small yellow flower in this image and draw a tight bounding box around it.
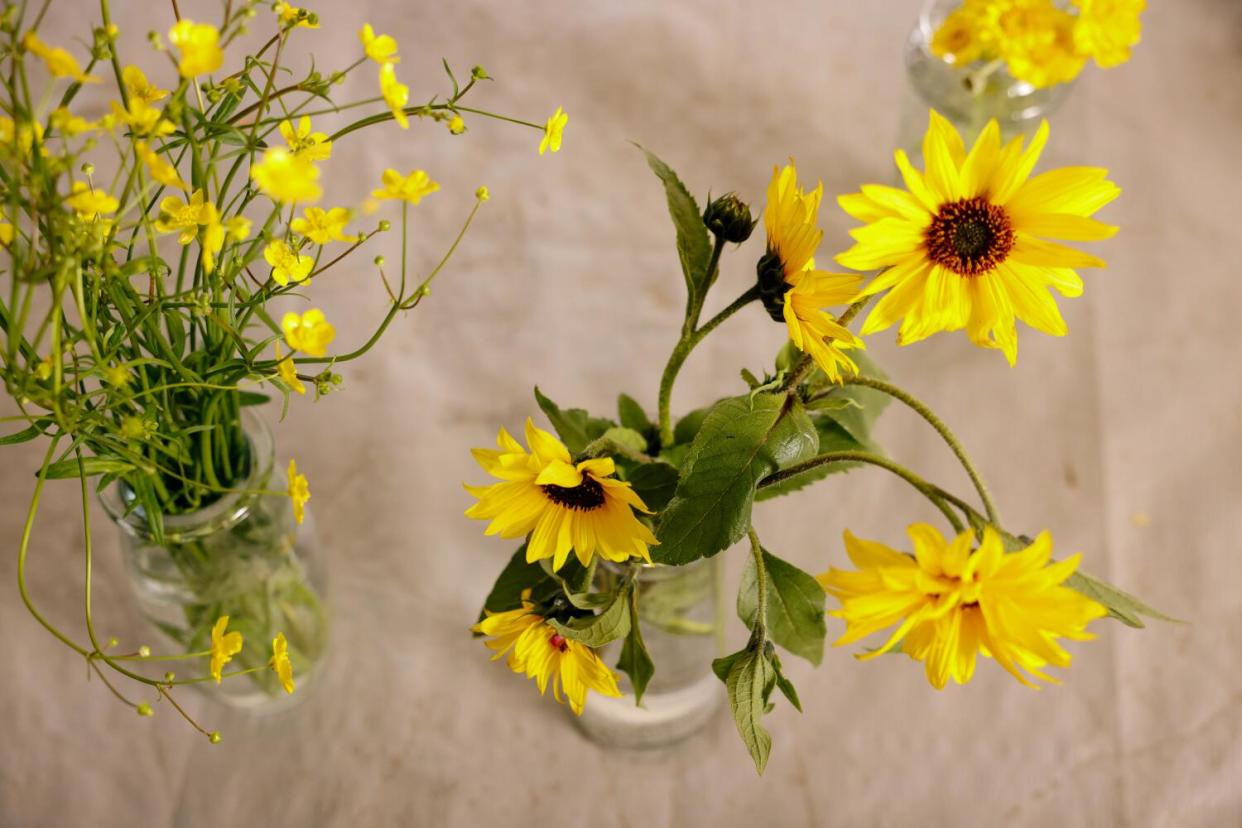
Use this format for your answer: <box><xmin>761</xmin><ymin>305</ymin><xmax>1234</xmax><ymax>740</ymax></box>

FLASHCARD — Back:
<box><xmin>264</xmin><ymin>239</ymin><xmax>314</xmax><ymax>286</ymax></box>
<box><xmin>209</xmin><ymin>615</ymin><xmax>243</xmax><ymax>684</ymax></box>
<box><xmin>931</xmin><ymin>8</ymin><xmax>985</xmax><ymax>64</ymax></box>
<box><xmin>110</xmin><ymin>98</ymin><xmax>175</xmax><ymax>138</ymax></box>
<box><xmin>379</xmin><ymin>62</ymin><xmax>409</xmax><ymax>129</ymax></box>
<box><xmin>287</xmin><ymin>459</ymin><xmax>310</xmax><ymax>525</ymax></box>
<box><xmin>0</xmin><ymin>217</ymin><xmax>13</xmax><ymax>247</ymax></box>
<box><xmin>199</xmin><ymin>203</ymin><xmax>250</xmax><ymax>273</ymax></box>
<box><xmin>291</xmin><ymin>207</ymin><xmax>356</xmax><ymax>245</ymax></box>
<box><xmin>282</xmin><ymin>309</ymin><xmax>335</xmax><ymax>357</ymax></box>
<box><xmin>276</xmin><ymin>2</ymin><xmax>318</xmax><ymax>29</ymax></box>
<box><xmin>168</xmin><ymin>20</ymin><xmax>223</xmax><ymax>79</ymax></box>
<box><xmin>274</xmin><ymin>344</ymin><xmax>306</xmax><ymax>395</ymax></box>
<box><xmin>359</xmin><ymin>24</ymin><xmax>399</xmax><ymax>64</ymax></box>
<box><xmin>0</xmin><ymin>117</ymin><xmax>45</xmax><ymax>157</ymax></box>
<box><xmin>251</xmin><ymin>147</ymin><xmax>322</xmax><ymax>204</ymax></box>
<box><xmin>270</xmin><ymin>632</ymin><xmax>296</xmax><ymax>693</ymax></box>
<box><xmin>103</xmin><ymin>363</ymin><xmax>131</xmax><ymax>387</ymax></box>
<box><xmin>448</xmin><ymin>114</ymin><xmax>466</xmax><ymax>135</ymax></box>
<box><xmin>475</xmin><ymin>186</ymin><xmax>490</xmax><ymax>203</ymax></box>
<box><xmin>1072</xmin><ymin>0</ymin><xmax>1144</xmax><ymax>69</ymax></box>
<box><xmin>371</xmin><ymin>168</ymin><xmax>440</xmax><ymax>205</ymax></box>
<box><xmin>278</xmin><ymin>116</ymin><xmax>332</xmax><ymax>162</ymax></box>
<box><xmin>135</xmin><ymin>141</ymin><xmax>188</xmax><ymax>190</ymax></box>
<box><xmin>121</xmin><ymin>65</ymin><xmax>168</xmax><ymax>105</ymax></box>
<box><xmin>539</xmin><ymin>106</ymin><xmax>568</xmax><ymax>156</ymax></box>
<box><xmin>22</xmin><ymin>32</ymin><xmax>101</xmax><ymax>84</ymax></box>
<box><xmin>49</xmin><ymin>107</ymin><xmax>97</xmax><ymax>137</ymax></box>
<box><xmin>66</xmin><ymin>182</ymin><xmax>119</xmax><ymax>222</ymax></box>
<box><xmin>154</xmin><ymin>189</ymin><xmax>210</xmax><ymax>244</ymax></box>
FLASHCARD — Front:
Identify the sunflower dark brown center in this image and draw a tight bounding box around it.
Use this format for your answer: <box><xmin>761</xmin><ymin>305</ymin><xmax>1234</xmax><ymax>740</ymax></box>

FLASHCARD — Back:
<box><xmin>541</xmin><ymin>476</ymin><xmax>606</xmax><ymax>511</ymax></box>
<box><xmin>924</xmin><ymin>196</ymin><xmax>1014</xmax><ymax>276</ymax></box>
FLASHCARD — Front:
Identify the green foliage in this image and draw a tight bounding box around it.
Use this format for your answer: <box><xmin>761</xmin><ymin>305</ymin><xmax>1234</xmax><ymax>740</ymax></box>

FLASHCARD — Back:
<box><xmin>533</xmin><ymin>387</ymin><xmax>616</xmax><ymax>455</ymax></box>
<box><xmin>1066</xmin><ymin>571</ymin><xmax>1181</xmax><ymax>628</ymax></box>
<box><xmin>635</xmin><ymin>145</ymin><xmax>713</xmax><ymax>306</ymax></box>
<box><xmin>738</xmin><ymin>547</ymin><xmax>828</xmax><ymax>665</ymax></box>
<box><xmin>549</xmin><ymin>584</ymin><xmax>632</xmax><ymax>647</ymax></box>
<box><xmin>625</xmin><ymin>461</ymin><xmax>680</xmax><ymax>511</ymax></box>
<box><xmin>713</xmin><ymin>642</ymin><xmax>777</xmax><ymax>774</ymax></box>
<box><xmin>477</xmin><ymin>545</ymin><xmax>553</xmax><ymax>621</ymax></box>
<box><xmin>617</xmin><ymin>393</ymin><xmax>653</xmax><ymax>435</ymax></box>
<box><xmin>655</xmin><ymin>393</ymin><xmax>818</xmax><ymax>565</ymax></box>
<box><xmin>616</xmin><ymin>588</ymin><xmax>655</xmax><ymax>704</ymax></box>
<box><xmin>599</xmin><ymin>426</ymin><xmax>648</xmax><ymax>456</ymax></box>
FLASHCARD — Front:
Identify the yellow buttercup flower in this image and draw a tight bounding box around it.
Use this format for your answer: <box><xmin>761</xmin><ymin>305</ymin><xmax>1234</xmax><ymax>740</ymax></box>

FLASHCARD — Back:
<box><xmin>472</xmin><ymin>593</ymin><xmax>622</xmax><ymax>715</ymax></box>
<box><xmin>359</xmin><ymin>24</ymin><xmax>399</xmax><ymax>64</ymax></box>
<box><xmin>264</xmin><ymin>239</ymin><xmax>314</xmax><ymax>286</ymax></box>
<box><xmin>291</xmin><ymin>207</ymin><xmax>356</xmax><ymax>245</ymax></box>
<box><xmin>66</xmin><ymin>182</ymin><xmax>119</xmax><ymax>223</ymax></box>
<box><xmin>135</xmin><ymin>141</ymin><xmax>188</xmax><ymax>190</ymax></box>
<box><xmin>379</xmin><ymin>62</ymin><xmax>409</xmax><ymax>129</ymax></box>
<box><xmin>759</xmin><ymin>163</ymin><xmax>864</xmax><ymax>382</ymax></box>
<box><xmin>475</xmin><ymin>186</ymin><xmax>490</xmax><ymax>203</ymax></box>
<box><xmin>168</xmin><ymin>20</ymin><xmax>223</xmax><ymax>78</ymax></box>
<box><xmin>282</xmin><ymin>309</ymin><xmax>335</xmax><ymax>357</ymax></box>
<box><xmin>0</xmin><ymin>216</ymin><xmax>13</xmax><ymax>247</ymax></box>
<box><xmin>109</xmin><ymin>98</ymin><xmax>175</xmax><ymax>138</ymax></box>
<box><xmin>819</xmin><ymin>524</ymin><xmax>1106</xmax><ymax>689</ymax></box>
<box><xmin>448</xmin><ymin>115</ymin><xmax>466</xmax><ymax>135</ymax></box>
<box><xmin>154</xmin><ymin>189</ymin><xmax>210</xmax><ymax>244</ymax></box>
<box><xmin>270</xmin><ymin>633</ymin><xmax>295</xmax><ymax>694</ymax></box>
<box><xmin>198</xmin><ymin>204</ymin><xmax>250</xmax><ymax>274</ymax></box>
<box><xmin>1072</xmin><ymin>0</ymin><xmax>1144</xmax><ymax>69</ymax></box>
<box><xmin>276</xmin><ymin>2</ymin><xmax>318</xmax><ymax>29</ymax></box>
<box><xmin>251</xmin><ymin>147</ymin><xmax>322</xmax><ymax>204</ymax></box>
<box><xmin>274</xmin><ymin>344</ymin><xmax>306</xmax><ymax>395</ymax></box>
<box><xmin>50</xmin><ymin>107</ymin><xmax>97</xmax><ymax>137</ymax></box>
<box><xmin>465</xmin><ymin>418</ymin><xmax>658</xmax><ymax>571</ymax></box>
<box><xmin>121</xmin><ymin>65</ymin><xmax>168</xmax><ymax>105</ymax></box>
<box><xmin>371</xmin><ymin>168</ymin><xmax>439</xmax><ymax>204</ymax></box>
<box><xmin>835</xmin><ymin>110</ymin><xmax>1119</xmax><ymax>365</ymax></box>
<box><xmin>539</xmin><ymin>106</ymin><xmax>568</xmax><ymax>156</ymax></box>
<box><xmin>278</xmin><ymin>116</ymin><xmax>332</xmax><ymax>162</ymax></box>
<box><xmin>209</xmin><ymin>615</ymin><xmax>243</xmax><ymax>683</ymax></box>
<box><xmin>287</xmin><ymin>459</ymin><xmax>310</xmax><ymax>524</ymax></box>
<box><xmin>22</xmin><ymin>32</ymin><xmax>101</xmax><ymax>84</ymax></box>
<box><xmin>1</xmin><ymin>118</ymin><xmax>45</xmax><ymax>157</ymax></box>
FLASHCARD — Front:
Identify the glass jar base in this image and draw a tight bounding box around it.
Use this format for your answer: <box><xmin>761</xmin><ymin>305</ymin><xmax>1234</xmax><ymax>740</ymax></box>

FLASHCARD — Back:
<box><xmin>572</xmin><ymin>671</ymin><xmax>723</xmax><ymax>750</ymax></box>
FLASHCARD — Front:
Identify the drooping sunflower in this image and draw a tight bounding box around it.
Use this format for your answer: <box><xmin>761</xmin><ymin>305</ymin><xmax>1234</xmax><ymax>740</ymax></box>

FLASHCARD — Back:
<box><xmin>835</xmin><ymin>110</ymin><xmax>1120</xmax><ymax>364</ymax></box>
<box><xmin>757</xmin><ymin>163</ymin><xmax>864</xmax><ymax>382</ymax></box>
<box><xmin>818</xmin><ymin>524</ymin><xmax>1106</xmax><ymax>689</ymax></box>
<box><xmin>472</xmin><ymin>593</ymin><xmax>621</xmax><ymax>715</ymax></box>
<box><xmin>465</xmin><ymin>418</ymin><xmax>657</xmax><ymax>571</ymax></box>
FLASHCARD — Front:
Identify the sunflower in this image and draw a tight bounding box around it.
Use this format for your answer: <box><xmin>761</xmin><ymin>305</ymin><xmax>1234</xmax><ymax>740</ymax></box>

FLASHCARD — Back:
<box><xmin>757</xmin><ymin>163</ymin><xmax>864</xmax><ymax>382</ymax></box>
<box><xmin>473</xmin><ymin>593</ymin><xmax>621</xmax><ymax>715</ymax></box>
<box><xmin>465</xmin><ymin>418</ymin><xmax>657</xmax><ymax>571</ymax></box>
<box><xmin>835</xmin><ymin>110</ymin><xmax>1120</xmax><ymax>365</ymax></box>
<box><xmin>818</xmin><ymin>524</ymin><xmax>1106</xmax><ymax>689</ymax></box>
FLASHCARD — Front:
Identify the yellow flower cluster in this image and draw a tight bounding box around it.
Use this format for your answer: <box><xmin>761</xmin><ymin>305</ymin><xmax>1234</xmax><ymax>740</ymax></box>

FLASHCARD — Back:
<box><xmin>359</xmin><ymin>25</ymin><xmax>410</xmax><ymax>128</ymax></box>
<box><xmin>209</xmin><ymin>616</ymin><xmax>296</xmax><ymax>694</ymax></box>
<box><xmin>154</xmin><ymin>190</ymin><xmax>251</xmax><ymax>273</ymax></box>
<box><xmin>931</xmin><ymin>0</ymin><xmax>1144</xmax><ymax>88</ymax></box>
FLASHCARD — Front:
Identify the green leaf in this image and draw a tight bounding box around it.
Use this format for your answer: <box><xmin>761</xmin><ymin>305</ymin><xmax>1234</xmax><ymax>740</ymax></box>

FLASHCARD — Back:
<box><xmin>716</xmin><ymin>645</ymin><xmax>776</xmax><ymax>774</ymax></box>
<box><xmin>673</xmin><ymin>404</ymin><xmax>716</xmax><ymax>447</ymax></box>
<box><xmin>0</xmin><ymin>421</ymin><xmax>47</xmax><ymax>445</ymax></box>
<box><xmin>770</xmin><ymin>650</ymin><xmax>802</xmax><ymax>713</ymax></box>
<box><xmin>549</xmin><ymin>585</ymin><xmax>632</xmax><ymax>647</ymax></box>
<box><xmin>600</xmin><ymin>426</ymin><xmax>648</xmax><ymax>456</ymax></box>
<box><xmin>43</xmin><ymin>457</ymin><xmax>135</xmax><ymax>480</ymax></box>
<box><xmin>654</xmin><ymin>394</ymin><xmax>818</xmax><ymax>565</ymax></box>
<box><xmin>814</xmin><ymin>352</ymin><xmax>892</xmax><ymax>445</ymax></box>
<box><xmin>1066</xmin><ymin>571</ymin><xmax>1181</xmax><ymax>628</ymax></box>
<box><xmin>755</xmin><ymin>416</ymin><xmax>872</xmax><ymax>500</ymax></box>
<box><xmin>635</xmin><ymin>144</ymin><xmax>712</xmax><ymax>304</ymax></box>
<box><xmin>616</xmin><ymin>588</ymin><xmax>655</xmax><ymax>704</ymax></box>
<box><xmin>617</xmin><ymin>393</ymin><xmax>652</xmax><ymax>434</ymax></box>
<box><xmin>738</xmin><ymin>548</ymin><xmax>828</xmax><ymax>665</ymax></box>
<box><xmin>626</xmin><ymin>461</ymin><xmax>680</xmax><ymax>512</ymax></box>
<box><xmin>238</xmin><ymin>391</ymin><xmax>270</xmax><ymax>407</ymax></box>
<box><xmin>477</xmin><ymin>545</ymin><xmax>552</xmax><ymax>621</ymax></box>
<box><xmin>533</xmin><ymin>387</ymin><xmax>615</xmax><ymax>455</ymax></box>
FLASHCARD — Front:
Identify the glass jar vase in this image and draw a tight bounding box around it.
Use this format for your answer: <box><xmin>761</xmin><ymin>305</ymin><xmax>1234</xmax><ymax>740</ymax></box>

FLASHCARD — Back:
<box><xmin>573</xmin><ymin>557</ymin><xmax>725</xmax><ymax>749</ymax></box>
<box><xmin>100</xmin><ymin>411</ymin><xmax>329</xmax><ymax>709</ymax></box>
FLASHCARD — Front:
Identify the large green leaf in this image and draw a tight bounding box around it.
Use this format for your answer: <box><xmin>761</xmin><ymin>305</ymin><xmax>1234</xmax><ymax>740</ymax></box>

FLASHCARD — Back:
<box><xmin>549</xmin><ymin>585</ymin><xmax>632</xmax><ymax>647</ymax></box>
<box><xmin>1066</xmin><ymin>571</ymin><xmax>1181</xmax><ymax>628</ymax></box>
<box><xmin>616</xmin><ymin>588</ymin><xmax>655</xmax><ymax>705</ymax></box>
<box><xmin>812</xmin><ymin>351</ymin><xmax>892</xmax><ymax>445</ymax></box>
<box><xmin>738</xmin><ymin>548</ymin><xmax>828</xmax><ymax>665</ymax></box>
<box><xmin>477</xmin><ymin>545</ymin><xmax>555</xmax><ymax>623</ymax></box>
<box><xmin>617</xmin><ymin>393</ymin><xmax>652</xmax><ymax>434</ymax></box>
<box><xmin>755</xmin><ymin>415</ymin><xmax>872</xmax><ymax>500</ymax></box>
<box><xmin>714</xmin><ymin>645</ymin><xmax>776</xmax><ymax>774</ymax></box>
<box><xmin>635</xmin><ymin>144</ymin><xmax>713</xmax><ymax>304</ymax></box>
<box><xmin>654</xmin><ymin>394</ymin><xmax>818</xmax><ymax>565</ymax></box>
<box><xmin>533</xmin><ymin>387</ymin><xmax>615</xmax><ymax>455</ymax></box>
<box><xmin>626</xmin><ymin>461</ymin><xmax>680</xmax><ymax>512</ymax></box>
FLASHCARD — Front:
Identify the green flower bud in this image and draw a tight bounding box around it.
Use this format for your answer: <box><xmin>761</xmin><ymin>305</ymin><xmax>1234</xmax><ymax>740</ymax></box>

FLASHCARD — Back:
<box><xmin>703</xmin><ymin>193</ymin><xmax>756</xmax><ymax>244</ymax></box>
<box><xmin>378</xmin><ymin>220</ymin><xmax>391</xmax><ymax>232</ymax></box>
<box><xmin>138</xmin><ymin>645</ymin><xmax>151</xmax><ymax>657</ymax></box>
<box><xmin>470</xmin><ymin>65</ymin><xmax>490</xmax><ymax>80</ymax></box>
<box><xmin>208</xmin><ymin>731</ymin><xmax>222</xmax><ymax>744</ymax></box>
<box><xmin>164</xmin><ymin>671</ymin><xmax>175</xmax><ymax>683</ymax></box>
<box><xmin>136</xmin><ymin>703</ymin><xmax>153</xmax><ymax>717</ymax></box>
<box><xmin>373</xmin><ymin>256</ymin><xmax>385</xmax><ymax>267</ymax></box>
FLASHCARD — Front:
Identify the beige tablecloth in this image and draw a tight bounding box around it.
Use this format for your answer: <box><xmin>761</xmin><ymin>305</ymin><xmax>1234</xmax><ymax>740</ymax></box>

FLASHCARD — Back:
<box><xmin>3</xmin><ymin>1</ymin><xmax>1239</xmax><ymax>825</ymax></box>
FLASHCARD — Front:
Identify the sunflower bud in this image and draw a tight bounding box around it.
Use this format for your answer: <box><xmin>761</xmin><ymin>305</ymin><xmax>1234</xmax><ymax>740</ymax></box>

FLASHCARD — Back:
<box><xmin>703</xmin><ymin>193</ymin><xmax>755</xmax><ymax>244</ymax></box>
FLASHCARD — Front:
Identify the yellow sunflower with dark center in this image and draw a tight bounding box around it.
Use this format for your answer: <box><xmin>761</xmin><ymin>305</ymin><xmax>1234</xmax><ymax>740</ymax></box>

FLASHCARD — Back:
<box><xmin>465</xmin><ymin>418</ymin><xmax>657</xmax><ymax>571</ymax></box>
<box><xmin>757</xmin><ymin>163</ymin><xmax>864</xmax><ymax>382</ymax></box>
<box><xmin>835</xmin><ymin>110</ymin><xmax>1120</xmax><ymax>365</ymax></box>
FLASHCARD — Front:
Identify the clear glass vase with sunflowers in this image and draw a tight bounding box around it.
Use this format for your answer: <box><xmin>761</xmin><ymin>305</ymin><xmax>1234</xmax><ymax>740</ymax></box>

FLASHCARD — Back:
<box><xmin>2</xmin><ymin>0</ymin><xmax>566</xmax><ymax>737</ymax></box>
<box><xmin>466</xmin><ymin>114</ymin><xmax>1171</xmax><ymax>772</ymax></box>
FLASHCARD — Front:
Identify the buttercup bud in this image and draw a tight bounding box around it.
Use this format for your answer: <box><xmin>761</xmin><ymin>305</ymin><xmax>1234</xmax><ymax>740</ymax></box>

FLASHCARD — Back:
<box><xmin>136</xmin><ymin>703</ymin><xmax>153</xmax><ymax>717</ymax></box>
<box><xmin>470</xmin><ymin>65</ymin><xmax>490</xmax><ymax>80</ymax></box>
<box><xmin>164</xmin><ymin>671</ymin><xmax>175</xmax><ymax>683</ymax></box>
<box><xmin>377</xmin><ymin>220</ymin><xmax>391</xmax><ymax>232</ymax></box>
<box><xmin>703</xmin><ymin>192</ymin><xmax>755</xmax><ymax>244</ymax></box>
<box><xmin>138</xmin><ymin>645</ymin><xmax>151</xmax><ymax>657</ymax></box>
<box><xmin>208</xmin><ymin>731</ymin><xmax>222</xmax><ymax>744</ymax></box>
<box><xmin>373</xmin><ymin>256</ymin><xmax>385</xmax><ymax>267</ymax></box>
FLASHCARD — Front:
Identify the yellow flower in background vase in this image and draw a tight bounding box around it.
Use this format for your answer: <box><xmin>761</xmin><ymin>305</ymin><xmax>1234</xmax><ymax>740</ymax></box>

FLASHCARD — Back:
<box><xmin>251</xmin><ymin>147</ymin><xmax>322</xmax><ymax>204</ymax></box>
<box><xmin>168</xmin><ymin>20</ymin><xmax>223</xmax><ymax>78</ymax></box>
<box><xmin>379</xmin><ymin>62</ymin><xmax>410</xmax><ymax>129</ymax></box>
<box><xmin>22</xmin><ymin>32</ymin><xmax>101</xmax><ymax>84</ymax></box>
<box><xmin>819</xmin><ymin>524</ymin><xmax>1106</xmax><ymax>689</ymax></box>
<box><xmin>465</xmin><ymin>418</ymin><xmax>658</xmax><ymax>571</ymax></box>
<box><xmin>270</xmin><ymin>633</ymin><xmax>295</xmax><ymax>694</ymax></box>
<box><xmin>835</xmin><ymin>110</ymin><xmax>1119</xmax><ymax>365</ymax></box>
<box><xmin>136</xmin><ymin>141</ymin><xmax>188</xmax><ymax>190</ymax></box>
<box><xmin>276</xmin><ymin>2</ymin><xmax>318</xmax><ymax>29</ymax></box>
<box><xmin>121</xmin><ymin>65</ymin><xmax>168</xmax><ymax>105</ymax></box>
<box><xmin>758</xmin><ymin>162</ymin><xmax>864</xmax><ymax>382</ymax></box>
<box><xmin>359</xmin><ymin>24</ymin><xmax>400</xmax><ymax>64</ymax></box>
<box><xmin>209</xmin><ymin>616</ymin><xmax>243</xmax><ymax>683</ymax></box>
<box><xmin>1000</xmin><ymin>5</ymin><xmax>1084</xmax><ymax>89</ymax></box>
<box><xmin>65</xmin><ymin>182</ymin><xmax>119</xmax><ymax>223</ymax></box>
<box><xmin>472</xmin><ymin>594</ymin><xmax>621</xmax><ymax>715</ymax></box>
<box><xmin>287</xmin><ymin>459</ymin><xmax>310</xmax><ymax>525</ymax></box>
<box><xmin>371</xmin><ymin>168</ymin><xmax>439</xmax><ymax>204</ymax></box>
<box><xmin>291</xmin><ymin>207</ymin><xmax>356</xmax><ymax>244</ymax></box>
<box><xmin>539</xmin><ymin>106</ymin><xmax>567</xmax><ymax>155</ymax></box>
<box><xmin>1072</xmin><ymin>0</ymin><xmax>1144</xmax><ymax>68</ymax></box>
<box><xmin>279</xmin><ymin>116</ymin><xmax>332</xmax><ymax>162</ymax></box>
<box><xmin>264</xmin><ymin>239</ymin><xmax>314</xmax><ymax>286</ymax></box>
<box><xmin>274</xmin><ymin>344</ymin><xmax>306</xmax><ymax>395</ymax></box>
<box><xmin>50</xmin><ymin>108</ymin><xmax>97</xmax><ymax>137</ymax></box>
<box><xmin>154</xmin><ymin>189</ymin><xmax>210</xmax><ymax>244</ymax></box>
<box><xmin>281</xmin><ymin>309</ymin><xmax>335</xmax><ymax>357</ymax></box>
